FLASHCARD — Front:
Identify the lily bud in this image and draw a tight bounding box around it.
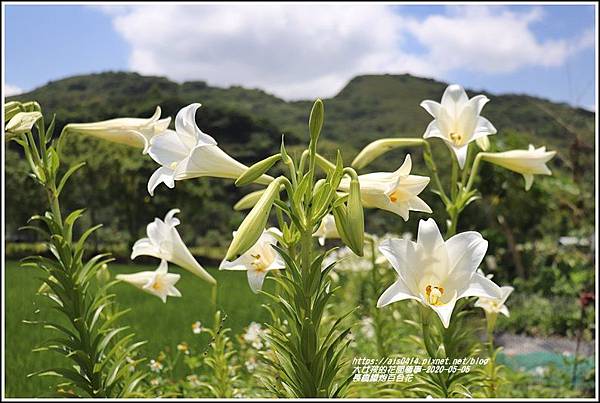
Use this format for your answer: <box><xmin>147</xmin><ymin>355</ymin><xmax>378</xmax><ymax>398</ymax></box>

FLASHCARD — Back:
<box><xmin>332</xmin><ymin>205</ymin><xmax>354</xmax><ymax>255</ymax></box>
<box><xmin>63</xmin><ymin>106</ymin><xmax>170</xmax><ymax>153</ymax></box>
<box><xmin>476</xmin><ymin>135</ymin><xmax>490</xmax><ymax>151</ymax></box>
<box><xmin>309</xmin><ymin>99</ymin><xmax>324</xmax><ymax>143</ymax></box>
<box><xmin>4</xmin><ymin>101</ymin><xmax>22</xmax><ymax>123</ymax></box>
<box><xmin>235</xmin><ymin>153</ymin><xmax>281</xmax><ymax>187</ymax></box>
<box><xmin>5</xmin><ymin>111</ymin><xmax>42</xmax><ymax>136</ymax></box>
<box><xmin>234</xmin><ymin>189</ymin><xmax>266</xmax><ymax>210</ymax></box>
<box><xmin>225</xmin><ymin>177</ymin><xmax>283</xmax><ymax>260</ymax></box>
<box><xmin>352</xmin><ymin>138</ymin><xmax>424</xmax><ymax>169</ymax></box>
<box><xmin>96</xmin><ymin>263</ymin><xmax>111</xmax><ymax>284</ymax></box>
<box><xmin>346</xmin><ymin>175</ymin><xmax>365</xmax><ymax>256</ymax></box>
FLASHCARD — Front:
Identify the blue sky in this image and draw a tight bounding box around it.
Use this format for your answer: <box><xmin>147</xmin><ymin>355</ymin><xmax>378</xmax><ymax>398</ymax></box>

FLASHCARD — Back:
<box><xmin>4</xmin><ymin>3</ymin><xmax>597</xmax><ymax>110</ymax></box>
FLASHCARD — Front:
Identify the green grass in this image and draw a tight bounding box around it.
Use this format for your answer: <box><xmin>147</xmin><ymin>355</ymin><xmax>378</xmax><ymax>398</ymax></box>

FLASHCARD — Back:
<box><xmin>4</xmin><ymin>259</ymin><xmax>271</xmax><ymax>397</ymax></box>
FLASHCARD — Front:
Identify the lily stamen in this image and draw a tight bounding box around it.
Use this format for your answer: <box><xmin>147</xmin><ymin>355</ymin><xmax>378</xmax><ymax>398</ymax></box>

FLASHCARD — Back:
<box><xmin>449</xmin><ymin>132</ymin><xmax>462</xmax><ymax>145</ymax></box>
<box><xmin>426</xmin><ymin>284</ymin><xmax>445</xmax><ymax>306</ymax></box>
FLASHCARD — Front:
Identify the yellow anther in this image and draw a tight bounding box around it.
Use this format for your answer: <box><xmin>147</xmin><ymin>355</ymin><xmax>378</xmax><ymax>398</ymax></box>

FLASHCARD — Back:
<box><xmin>388</xmin><ymin>189</ymin><xmax>406</xmax><ymax>203</ymax></box>
<box><xmin>449</xmin><ymin>132</ymin><xmax>463</xmax><ymax>145</ymax></box>
<box><xmin>425</xmin><ymin>284</ymin><xmax>445</xmax><ymax>306</ymax></box>
<box><xmin>251</xmin><ymin>253</ymin><xmax>268</xmax><ymax>271</ymax></box>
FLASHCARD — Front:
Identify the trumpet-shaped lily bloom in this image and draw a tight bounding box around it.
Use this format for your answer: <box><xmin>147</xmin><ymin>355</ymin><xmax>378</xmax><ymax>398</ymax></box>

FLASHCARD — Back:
<box><xmin>219</xmin><ymin>227</ymin><xmax>285</xmax><ymax>293</ymax></box>
<box><xmin>147</xmin><ymin>103</ymin><xmax>272</xmax><ymax>195</ymax></box>
<box><xmin>116</xmin><ymin>260</ymin><xmax>182</xmax><ymax>303</ymax></box>
<box><xmin>131</xmin><ymin>209</ymin><xmax>216</xmax><ymax>284</ymax></box>
<box><xmin>475</xmin><ymin>285</ymin><xmax>514</xmax><ymax>317</ymax></box>
<box><xmin>421</xmin><ymin>84</ymin><xmax>497</xmax><ymax>168</ymax></box>
<box><xmin>313</xmin><ymin>214</ymin><xmax>340</xmax><ymax>246</ymax></box>
<box><xmin>377</xmin><ymin>218</ymin><xmax>502</xmax><ymax>328</ymax></box>
<box><xmin>482</xmin><ymin>145</ymin><xmax>556</xmax><ymax>191</ymax></box>
<box><xmin>339</xmin><ymin>154</ymin><xmax>431</xmax><ymax>221</ymax></box>
<box><xmin>64</xmin><ymin>106</ymin><xmax>170</xmax><ymax>153</ymax></box>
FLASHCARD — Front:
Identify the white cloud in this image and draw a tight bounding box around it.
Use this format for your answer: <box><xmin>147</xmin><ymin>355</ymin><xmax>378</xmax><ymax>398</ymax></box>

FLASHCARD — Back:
<box><xmin>105</xmin><ymin>4</ymin><xmax>594</xmax><ymax>100</ymax></box>
<box><xmin>4</xmin><ymin>84</ymin><xmax>23</xmax><ymax>97</ymax></box>
<box><xmin>401</xmin><ymin>6</ymin><xmax>591</xmax><ymax>74</ymax></box>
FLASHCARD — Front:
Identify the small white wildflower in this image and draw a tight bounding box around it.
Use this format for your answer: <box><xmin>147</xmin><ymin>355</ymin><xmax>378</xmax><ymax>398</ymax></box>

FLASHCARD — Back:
<box><xmin>244</xmin><ymin>322</ymin><xmax>265</xmax><ymax>350</ymax></box>
<box><xmin>192</xmin><ymin>321</ymin><xmax>202</xmax><ymax>334</ymax></box>
<box><xmin>187</xmin><ymin>374</ymin><xmax>201</xmax><ymax>387</ymax></box>
<box><xmin>360</xmin><ymin>317</ymin><xmax>375</xmax><ymax>339</ymax></box>
<box><xmin>245</xmin><ymin>356</ymin><xmax>258</xmax><ymax>373</ymax></box>
<box><xmin>149</xmin><ymin>359</ymin><xmax>163</xmax><ymax>373</ymax></box>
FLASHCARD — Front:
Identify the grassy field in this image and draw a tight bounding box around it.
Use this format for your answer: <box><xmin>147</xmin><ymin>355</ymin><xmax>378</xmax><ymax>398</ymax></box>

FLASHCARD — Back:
<box><xmin>4</xmin><ymin>259</ymin><xmax>271</xmax><ymax>397</ymax></box>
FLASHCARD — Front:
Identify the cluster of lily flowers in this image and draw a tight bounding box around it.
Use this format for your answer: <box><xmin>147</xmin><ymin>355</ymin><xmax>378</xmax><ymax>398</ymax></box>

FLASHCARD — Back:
<box><xmin>62</xmin><ymin>84</ymin><xmax>554</xmax><ymax>328</ymax></box>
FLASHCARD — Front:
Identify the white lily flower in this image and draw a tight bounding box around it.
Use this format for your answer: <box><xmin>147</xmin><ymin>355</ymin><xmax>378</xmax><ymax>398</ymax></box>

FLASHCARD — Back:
<box><xmin>63</xmin><ymin>106</ymin><xmax>170</xmax><ymax>153</ymax></box>
<box><xmin>131</xmin><ymin>209</ymin><xmax>216</xmax><ymax>284</ymax></box>
<box><xmin>147</xmin><ymin>103</ymin><xmax>272</xmax><ymax>195</ymax></box>
<box><xmin>219</xmin><ymin>227</ymin><xmax>285</xmax><ymax>293</ymax></box>
<box><xmin>421</xmin><ymin>84</ymin><xmax>497</xmax><ymax>168</ymax></box>
<box><xmin>339</xmin><ymin>154</ymin><xmax>432</xmax><ymax>221</ymax></box>
<box><xmin>313</xmin><ymin>214</ymin><xmax>339</xmax><ymax>246</ymax></box>
<box><xmin>116</xmin><ymin>260</ymin><xmax>181</xmax><ymax>303</ymax></box>
<box><xmin>482</xmin><ymin>145</ymin><xmax>556</xmax><ymax>191</ymax></box>
<box><xmin>377</xmin><ymin>218</ymin><xmax>502</xmax><ymax>328</ymax></box>
<box><xmin>475</xmin><ymin>286</ymin><xmax>514</xmax><ymax>317</ymax></box>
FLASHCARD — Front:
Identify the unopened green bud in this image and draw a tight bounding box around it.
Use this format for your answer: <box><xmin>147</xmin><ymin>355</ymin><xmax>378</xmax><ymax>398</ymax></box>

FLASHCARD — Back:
<box><xmin>352</xmin><ymin>138</ymin><xmax>424</xmax><ymax>169</ymax></box>
<box><xmin>346</xmin><ymin>177</ymin><xmax>365</xmax><ymax>256</ymax></box>
<box><xmin>96</xmin><ymin>263</ymin><xmax>111</xmax><ymax>284</ymax></box>
<box><xmin>225</xmin><ymin>177</ymin><xmax>283</xmax><ymax>260</ymax></box>
<box><xmin>309</xmin><ymin>99</ymin><xmax>324</xmax><ymax>143</ymax></box>
<box><xmin>235</xmin><ymin>153</ymin><xmax>280</xmax><ymax>187</ymax></box>
<box><xmin>234</xmin><ymin>189</ymin><xmax>266</xmax><ymax>210</ymax></box>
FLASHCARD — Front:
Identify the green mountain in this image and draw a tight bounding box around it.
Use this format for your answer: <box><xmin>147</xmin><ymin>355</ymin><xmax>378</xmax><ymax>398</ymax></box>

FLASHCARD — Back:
<box><xmin>6</xmin><ymin>72</ymin><xmax>595</xmax><ymax>271</ymax></box>
<box><xmin>9</xmin><ymin>71</ymin><xmax>594</xmax><ymax>151</ymax></box>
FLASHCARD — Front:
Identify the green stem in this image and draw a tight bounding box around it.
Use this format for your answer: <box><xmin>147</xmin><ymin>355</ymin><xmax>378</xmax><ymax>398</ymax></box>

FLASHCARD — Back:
<box><xmin>486</xmin><ymin>322</ymin><xmax>498</xmax><ymax>398</ymax></box>
<box><xmin>211</xmin><ymin>283</ymin><xmax>218</xmax><ymax>320</ymax></box>
<box><xmin>446</xmin><ymin>209</ymin><xmax>458</xmax><ymax>238</ymax></box>
<box><xmin>368</xmin><ymin>236</ymin><xmax>386</xmax><ymax>357</ymax></box>
<box><xmin>465</xmin><ymin>153</ymin><xmax>485</xmax><ymax>193</ymax></box>
<box><xmin>450</xmin><ymin>152</ymin><xmax>459</xmax><ymax>201</ymax></box>
<box><xmin>460</xmin><ymin>143</ymin><xmax>474</xmax><ymax>186</ymax></box>
<box><xmin>422</xmin><ymin>141</ymin><xmax>450</xmax><ymax>205</ymax></box>
<box><xmin>419</xmin><ymin>305</ymin><xmax>438</xmax><ymax>359</ymax></box>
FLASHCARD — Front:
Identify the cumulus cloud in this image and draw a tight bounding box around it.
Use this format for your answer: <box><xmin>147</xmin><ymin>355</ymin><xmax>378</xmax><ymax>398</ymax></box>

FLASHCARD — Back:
<box><xmin>105</xmin><ymin>4</ymin><xmax>594</xmax><ymax>100</ymax></box>
<box><xmin>402</xmin><ymin>6</ymin><xmax>591</xmax><ymax>73</ymax></box>
<box><xmin>4</xmin><ymin>84</ymin><xmax>23</xmax><ymax>97</ymax></box>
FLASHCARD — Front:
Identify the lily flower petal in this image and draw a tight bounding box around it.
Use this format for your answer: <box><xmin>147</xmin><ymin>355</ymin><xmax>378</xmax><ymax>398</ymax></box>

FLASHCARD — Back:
<box><xmin>117</xmin><ymin>260</ymin><xmax>182</xmax><ymax>303</ymax></box>
<box><xmin>377</xmin><ymin>218</ymin><xmax>502</xmax><ymax>328</ymax></box>
<box><xmin>482</xmin><ymin>145</ymin><xmax>556</xmax><ymax>191</ymax></box>
<box><xmin>131</xmin><ymin>209</ymin><xmax>216</xmax><ymax>285</ymax></box>
<box><xmin>219</xmin><ymin>227</ymin><xmax>285</xmax><ymax>293</ymax></box>
<box><xmin>64</xmin><ymin>106</ymin><xmax>170</xmax><ymax>153</ymax></box>
<box><xmin>312</xmin><ymin>214</ymin><xmax>340</xmax><ymax>246</ymax></box>
<box><xmin>147</xmin><ymin>103</ymin><xmax>273</xmax><ymax>195</ymax></box>
<box><xmin>339</xmin><ymin>154</ymin><xmax>431</xmax><ymax>221</ymax></box>
<box><xmin>421</xmin><ymin>84</ymin><xmax>497</xmax><ymax>168</ymax></box>
<box><xmin>475</xmin><ymin>285</ymin><xmax>514</xmax><ymax>317</ymax></box>
<box><xmin>377</xmin><ymin>279</ymin><xmax>421</xmax><ymax>308</ymax></box>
